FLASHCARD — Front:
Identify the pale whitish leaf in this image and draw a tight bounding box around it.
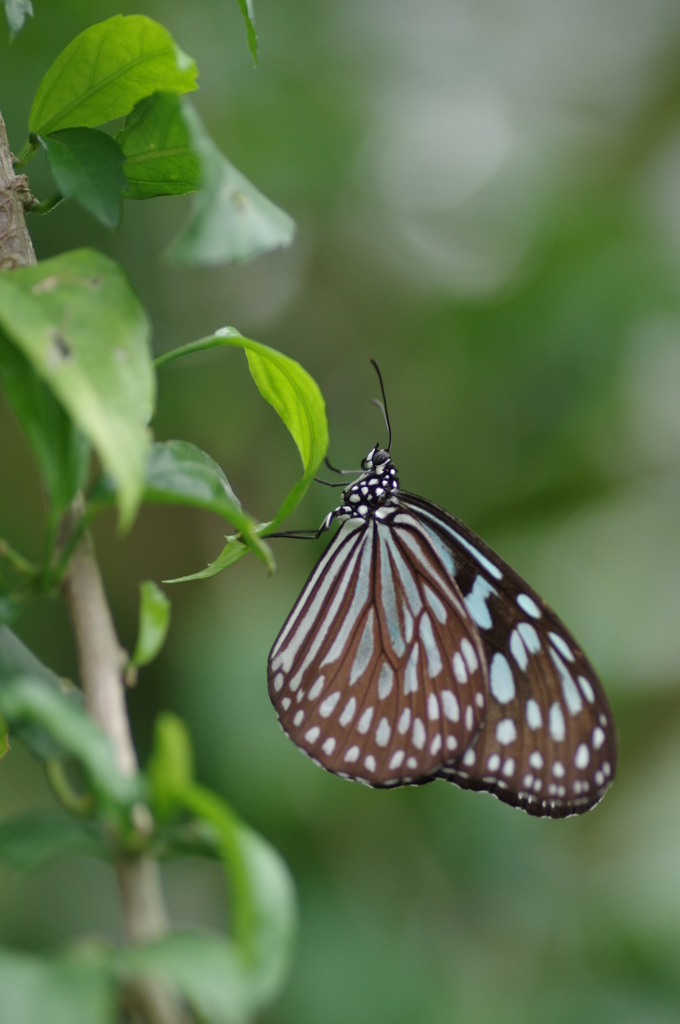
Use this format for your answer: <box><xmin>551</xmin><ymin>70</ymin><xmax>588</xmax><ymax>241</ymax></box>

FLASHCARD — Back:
<box><xmin>116</xmin><ymin>91</ymin><xmax>201</xmax><ymax>200</ymax></box>
<box><xmin>37</xmin><ymin>128</ymin><xmax>126</xmax><ymax>229</ymax></box>
<box><xmin>131</xmin><ymin>581</ymin><xmax>171</xmax><ymax>667</ymax></box>
<box><xmin>29</xmin><ymin>14</ymin><xmax>197</xmax><ymax>136</ymax></box>
<box><xmin>0</xmin><ymin>677</ymin><xmax>141</xmax><ymax>807</ymax></box>
<box><xmin>4</xmin><ymin>0</ymin><xmax>32</xmax><ymax>39</ymax></box>
<box><xmin>0</xmin><ymin>946</ymin><xmax>114</xmax><ymax>1024</ymax></box>
<box><xmin>0</xmin><ymin>811</ymin><xmax>108</xmax><ymax>870</ymax></box>
<box><xmin>0</xmin><ymin>250</ymin><xmax>154</xmax><ymax>528</ymax></box>
<box><xmin>165</xmin><ymin>101</ymin><xmax>296</xmax><ymax>266</ymax></box>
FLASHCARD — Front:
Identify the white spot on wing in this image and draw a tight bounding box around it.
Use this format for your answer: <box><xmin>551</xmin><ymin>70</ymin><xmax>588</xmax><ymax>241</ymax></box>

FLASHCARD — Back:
<box><xmin>496</xmin><ymin>718</ymin><xmax>517</xmax><ymax>745</ymax></box>
<box><xmin>419</xmin><ymin>614</ymin><xmax>443</xmax><ymax>677</ymax></box>
<box><xmin>529</xmin><ymin>751</ymin><xmax>543</xmax><ymax>770</ymax></box>
<box><xmin>549</xmin><ymin>649</ymin><xmax>583</xmax><ymax>716</ymax></box>
<box><xmin>350</xmin><ymin>609</ymin><xmax>375</xmax><ymax>684</ymax></box>
<box><xmin>490</xmin><ymin>653</ymin><xmax>516</xmax><ymax>704</ymax></box>
<box><xmin>344</xmin><ymin>746</ymin><xmax>360</xmax><ymax>762</ymax></box>
<box><xmin>430</xmin><ymin>734</ymin><xmax>442</xmax><ymax>756</ymax></box>
<box><xmin>526</xmin><ymin>699</ymin><xmax>542</xmax><ymax>730</ymax></box>
<box><xmin>305</xmin><ymin>727</ymin><xmax>320</xmax><ymax>743</ymax></box>
<box><xmin>339</xmin><ymin>697</ymin><xmax>357</xmax><ymax>726</ymax></box>
<box><xmin>397</xmin><ymin>708</ymin><xmax>411</xmax><ymax>734</ymax></box>
<box><xmin>412</xmin><ymin>718</ymin><xmax>426</xmax><ymax>749</ymax></box>
<box><xmin>509</xmin><ymin>629</ymin><xmax>528</xmax><ymax>670</ymax></box>
<box><xmin>460</xmin><ymin>638</ymin><xmax>479</xmax><ymax>673</ymax></box>
<box><xmin>389</xmin><ymin>750</ymin><xmax>405</xmax><ymax>769</ymax></box>
<box><xmin>578</xmin><ymin>675</ymin><xmax>595</xmax><ymax>703</ymax></box>
<box><xmin>319</xmin><ymin>692</ymin><xmax>341</xmax><ymax>718</ymax></box>
<box><xmin>357</xmin><ymin>707</ymin><xmax>374</xmax><ymax>734</ymax></box>
<box><xmin>517</xmin><ymin>621</ymin><xmax>540</xmax><ymax>653</ymax></box>
<box><xmin>423</xmin><ymin>583</ymin><xmax>447</xmax><ymax>623</ymax></box>
<box><xmin>377</xmin><ymin>662</ymin><xmax>394</xmax><ymax>699</ymax></box>
<box><xmin>375</xmin><ymin>717</ymin><xmax>391</xmax><ymax>747</ymax></box>
<box><xmin>464</xmin><ymin>577</ymin><xmax>497</xmax><ymax>630</ymax></box>
<box><xmin>322</xmin><ymin>737</ymin><xmax>336</xmax><ymax>755</ymax></box>
<box><xmin>487</xmin><ymin>753</ymin><xmax>501</xmax><ymax>772</ymax></box>
<box><xmin>592</xmin><ymin>726</ymin><xmax>605</xmax><ymax>749</ymax></box>
<box><xmin>549</xmin><ymin>631</ymin><xmax>575</xmax><ymax>662</ymax></box>
<box><xmin>574</xmin><ymin>744</ymin><xmax>590</xmax><ymax>769</ymax></box>
<box><xmin>441</xmin><ymin>690</ymin><xmax>459</xmax><ymax>722</ymax></box>
<box><xmin>364</xmin><ymin>755</ymin><xmax>376</xmax><ymax>772</ymax></box>
<box><xmin>427</xmin><ymin>693</ymin><xmax>440</xmax><ymax>720</ymax></box>
<box><xmin>404</xmin><ymin>643</ymin><xmax>420</xmax><ymax>694</ymax></box>
<box><xmin>307</xmin><ymin>676</ymin><xmax>325</xmax><ymax>701</ymax></box>
<box><xmin>452</xmin><ymin>652</ymin><xmax>467</xmax><ymax>682</ymax></box>
<box><xmin>549</xmin><ymin>702</ymin><xmax>566</xmax><ymax>742</ymax></box>
<box><xmin>517</xmin><ymin>593</ymin><xmax>541</xmax><ymax>618</ymax></box>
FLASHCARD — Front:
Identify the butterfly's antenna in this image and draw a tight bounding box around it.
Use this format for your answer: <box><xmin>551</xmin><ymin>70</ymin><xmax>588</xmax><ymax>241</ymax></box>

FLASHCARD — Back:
<box><xmin>325</xmin><ymin>456</ymin><xmax>361</xmax><ymax>475</ymax></box>
<box><xmin>369</xmin><ymin>358</ymin><xmax>392</xmax><ymax>451</ymax></box>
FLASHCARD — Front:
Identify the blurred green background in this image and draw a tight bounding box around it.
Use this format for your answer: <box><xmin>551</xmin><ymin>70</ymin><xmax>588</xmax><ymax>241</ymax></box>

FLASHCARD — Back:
<box><xmin>3</xmin><ymin>0</ymin><xmax>680</xmax><ymax>1020</ymax></box>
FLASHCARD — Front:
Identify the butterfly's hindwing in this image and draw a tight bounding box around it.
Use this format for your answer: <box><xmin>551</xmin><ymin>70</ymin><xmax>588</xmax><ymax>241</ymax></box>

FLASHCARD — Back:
<box><xmin>268</xmin><ymin>515</ymin><xmax>488</xmax><ymax>786</ymax></box>
<box><xmin>398</xmin><ymin>492</ymin><xmax>618</xmax><ymax>817</ymax></box>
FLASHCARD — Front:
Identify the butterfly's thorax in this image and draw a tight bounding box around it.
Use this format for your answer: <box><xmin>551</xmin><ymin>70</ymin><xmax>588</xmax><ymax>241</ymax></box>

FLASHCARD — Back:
<box><xmin>327</xmin><ymin>447</ymin><xmax>400</xmax><ymax>528</ymax></box>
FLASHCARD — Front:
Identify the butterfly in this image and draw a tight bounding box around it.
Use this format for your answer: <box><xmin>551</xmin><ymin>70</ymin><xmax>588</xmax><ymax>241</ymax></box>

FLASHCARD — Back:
<box><xmin>267</xmin><ymin>363</ymin><xmax>616</xmax><ymax>817</ymax></box>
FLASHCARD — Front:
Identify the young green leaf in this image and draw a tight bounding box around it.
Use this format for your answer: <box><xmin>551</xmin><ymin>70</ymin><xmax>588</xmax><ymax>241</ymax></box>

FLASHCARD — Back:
<box><xmin>165</xmin><ymin>101</ymin><xmax>296</xmax><ymax>266</ymax></box>
<box><xmin>131</xmin><ymin>581</ymin><xmax>171</xmax><ymax>668</ymax></box>
<box><xmin>0</xmin><ymin>331</ymin><xmax>89</xmax><ymax>543</ymax></box>
<box><xmin>0</xmin><ymin>676</ymin><xmax>141</xmax><ymax>807</ymax></box>
<box><xmin>143</xmin><ymin>712</ymin><xmax>297</xmax><ymax>1020</ymax></box>
<box><xmin>89</xmin><ymin>440</ymin><xmax>275</xmax><ymax>572</ymax></box>
<box><xmin>0</xmin><ymin>811</ymin><xmax>109</xmax><ymax>870</ymax></box>
<box><xmin>4</xmin><ymin>0</ymin><xmax>33</xmax><ymax>39</ymax></box>
<box><xmin>0</xmin><ymin>249</ymin><xmax>155</xmax><ymax>528</ymax></box>
<box><xmin>0</xmin><ymin>947</ymin><xmax>115</xmax><ymax>1024</ymax></box>
<box><xmin>37</xmin><ymin>128</ymin><xmax>126</xmax><ymax>229</ymax></box>
<box><xmin>0</xmin><ymin>625</ymin><xmax>82</xmax><ymax>759</ymax></box>
<box><xmin>156</xmin><ymin>329</ymin><xmax>328</xmax><ymax>532</ymax></box>
<box><xmin>117</xmin><ymin>91</ymin><xmax>201</xmax><ymax>200</ymax></box>
<box><xmin>235</xmin><ymin>0</ymin><xmax>258</xmax><ymax>66</ymax></box>
<box><xmin>28</xmin><ymin>14</ymin><xmax>197</xmax><ymax>137</ymax></box>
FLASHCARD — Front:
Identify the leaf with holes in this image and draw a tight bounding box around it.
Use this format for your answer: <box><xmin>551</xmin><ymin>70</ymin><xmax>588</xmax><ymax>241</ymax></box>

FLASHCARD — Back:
<box><xmin>29</xmin><ymin>14</ymin><xmax>197</xmax><ymax>136</ymax></box>
<box><xmin>37</xmin><ymin>128</ymin><xmax>126</xmax><ymax>229</ymax></box>
<box><xmin>132</xmin><ymin>581</ymin><xmax>171</xmax><ymax>668</ymax></box>
<box><xmin>116</xmin><ymin>91</ymin><xmax>201</xmax><ymax>200</ymax></box>
<box><xmin>0</xmin><ymin>249</ymin><xmax>154</xmax><ymax>528</ymax></box>
<box><xmin>165</xmin><ymin>101</ymin><xmax>296</xmax><ymax>266</ymax></box>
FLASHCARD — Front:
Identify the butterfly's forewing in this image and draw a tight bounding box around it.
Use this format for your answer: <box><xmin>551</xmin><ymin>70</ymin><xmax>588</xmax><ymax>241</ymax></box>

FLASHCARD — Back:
<box><xmin>398</xmin><ymin>493</ymin><xmax>617</xmax><ymax>817</ymax></box>
<box><xmin>268</xmin><ymin>516</ymin><xmax>488</xmax><ymax>786</ymax></box>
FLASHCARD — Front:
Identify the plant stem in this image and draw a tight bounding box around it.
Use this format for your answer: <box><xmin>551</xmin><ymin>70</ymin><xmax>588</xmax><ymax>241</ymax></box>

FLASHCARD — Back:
<box><xmin>0</xmin><ymin>107</ymin><xmax>187</xmax><ymax>1024</ymax></box>
<box><xmin>0</xmin><ymin>112</ymin><xmax>35</xmax><ymax>269</ymax></box>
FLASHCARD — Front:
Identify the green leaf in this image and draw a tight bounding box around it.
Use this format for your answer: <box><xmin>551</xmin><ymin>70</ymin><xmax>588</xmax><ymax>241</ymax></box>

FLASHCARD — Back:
<box><xmin>0</xmin><ymin>811</ymin><xmax>109</xmax><ymax>870</ymax></box>
<box><xmin>131</xmin><ymin>581</ymin><xmax>171</xmax><ymax>668</ymax></box>
<box><xmin>165</xmin><ymin>101</ymin><xmax>296</xmax><ymax>266</ymax></box>
<box><xmin>141</xmin><ymin>712</ymin><xmax>297</xmax><ymax>1021</ymax></box>
<box><xmin>0</xmin><ymin>626</ymin><xmax>83</xmax><ymax>760</ymax></box>
<box><xmin>235</xmin><ymin>0</ymin><xmax>258</xmax><ymax>66</ymax></box>
<box><xmin>0</xmin><ymin>330</ymin><xmax>89</xmax><ymax>541</ymax></box>
<box><xmin>89</xmin><ymin>440</ymin><xmax>274</xmax><ymax>571</ymax></box>
<box><xmin>0</xmin><ymin>946</ymin><xmax>115</xmax><ymax>1024</ymax></box>
<box><xmin>4</xmin><ymin>0</ymin><xmax>33</xmax><ymax>39</ymax></box>
<box><xmin>164</xmin><ymin>534</ymin><xmax>248</xmax><ymax>584</ymax></box>
<box><xmin>116</xmin><ymin>91</ymin><xmax>201</xmax><ymax>200</ymax></box>
<box><xmin>29</xmin><ymin>14</ymin><xmax>197</xmax><ymax>137</ymax></box>
<box><xmin>0</xmin><ymin>249</ymin><xmax>154</xmax><ymax>529</ymax></box>
<box><xmin>0</xmin><ymin>677</ymin><xmax>141</xmax><ymax>808</ymax></box>
<box><xmin>156</xmin><ymin>329</ymin><xmax>328</xmax><ymax>532</ymax></box>
<box><xmin>37</xmin><ymin>128</ymin><xmax>126</xmax><ymax>230</ymax></box>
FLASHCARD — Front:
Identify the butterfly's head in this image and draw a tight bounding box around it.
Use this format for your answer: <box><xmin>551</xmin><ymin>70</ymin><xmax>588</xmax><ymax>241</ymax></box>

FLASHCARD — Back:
<box><xmin>361</xmin><ymin>445</ymin><xmax>391</xmax><ymax>472</ymax></box>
